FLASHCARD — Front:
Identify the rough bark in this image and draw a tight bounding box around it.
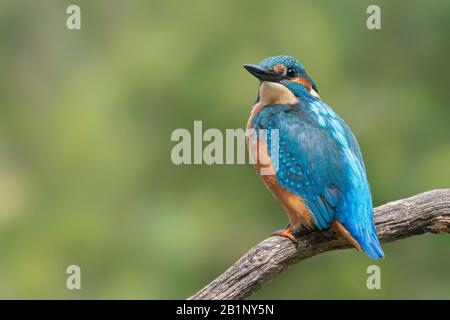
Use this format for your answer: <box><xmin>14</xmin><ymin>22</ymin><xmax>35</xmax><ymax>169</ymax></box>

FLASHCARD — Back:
<box><xmin>189</xmin><ymin>189</ymin><xmax>450</xmax><ymax>300</ymax></box>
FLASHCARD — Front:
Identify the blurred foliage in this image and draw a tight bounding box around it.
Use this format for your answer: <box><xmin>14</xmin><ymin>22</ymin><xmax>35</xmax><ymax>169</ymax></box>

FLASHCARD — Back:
<box><xmin>0</xmin><ymin>0</ymin><xmax>449</xmax><ymax>299</ymax></box>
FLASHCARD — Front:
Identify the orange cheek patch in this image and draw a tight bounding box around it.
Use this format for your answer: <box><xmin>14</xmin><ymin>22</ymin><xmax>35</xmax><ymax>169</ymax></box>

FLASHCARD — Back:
<box><xmin>273</xmin><ymin>64</ymin><xmax>286</xmax><ymax>74</ymax></box>
<box><xmin>291</xmin><ymin>77</ymin><xmax>321</xmax><ymax>99</ymax></box>
<box><xmin>291</xmin><ymin>76</ymin><xmax>313</xmax><ymax>92</ymax></box>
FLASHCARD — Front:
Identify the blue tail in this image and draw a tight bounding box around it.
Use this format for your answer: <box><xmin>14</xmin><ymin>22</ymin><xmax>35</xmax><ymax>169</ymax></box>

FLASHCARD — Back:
<box><xmin>356</xmin><ymin>223</ymin><xmax>384</xmax><ymax>260</ymax></box>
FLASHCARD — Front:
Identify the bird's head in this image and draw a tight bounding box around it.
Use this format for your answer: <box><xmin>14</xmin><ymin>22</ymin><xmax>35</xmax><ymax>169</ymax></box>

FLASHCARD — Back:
<box><xmin>244</xmin><ymin>55</ymin><xmax>319</xmax><ymax>105</ymax></box>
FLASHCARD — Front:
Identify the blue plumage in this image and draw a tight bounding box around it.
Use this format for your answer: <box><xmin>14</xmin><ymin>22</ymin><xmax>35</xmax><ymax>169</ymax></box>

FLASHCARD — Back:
<box><xmin>245</xmin><ymin>55</ymin><xmax>384</xmax><ymax>259</ymax></box>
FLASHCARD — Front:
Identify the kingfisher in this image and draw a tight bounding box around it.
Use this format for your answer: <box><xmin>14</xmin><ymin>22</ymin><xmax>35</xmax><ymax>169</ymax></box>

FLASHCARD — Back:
<box><xmin>244</xmin><ymin>55</ymin><xmax>384</xmax><ymax>259</ymax></box>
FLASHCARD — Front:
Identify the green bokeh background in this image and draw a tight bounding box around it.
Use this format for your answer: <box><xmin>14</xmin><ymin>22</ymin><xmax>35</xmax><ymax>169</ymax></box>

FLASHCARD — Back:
<box><xmin>0</xmin><ymin>0</ymin><xmax>449</xmax><ymax>299</ymax></box>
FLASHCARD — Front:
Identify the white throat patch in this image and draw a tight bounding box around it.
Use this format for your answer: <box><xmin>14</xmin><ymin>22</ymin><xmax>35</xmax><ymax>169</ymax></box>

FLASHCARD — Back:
<box><xmin>258</xmin><ymin>81</ymin><xmax>298</xmax><ymax>106</ymax></box>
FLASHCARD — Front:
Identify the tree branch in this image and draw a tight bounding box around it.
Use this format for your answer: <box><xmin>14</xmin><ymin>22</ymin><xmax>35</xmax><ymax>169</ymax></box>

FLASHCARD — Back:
<box><xmin>189</xmin><ymin>189</ymin><xmax>450</xmax><ymax>300</ymax></box>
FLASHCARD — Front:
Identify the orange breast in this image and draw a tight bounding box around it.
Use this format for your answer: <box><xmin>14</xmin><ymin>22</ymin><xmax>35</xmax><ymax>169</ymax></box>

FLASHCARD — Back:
<box><xmin>246</xmin><ymin>83</ymin><xmax>313</xmax><ymax>229</ymax></box>
<box><xmin>246</xmin><ymin>125</ymin><xmax>315</xmax><ymax>230</ymax></box>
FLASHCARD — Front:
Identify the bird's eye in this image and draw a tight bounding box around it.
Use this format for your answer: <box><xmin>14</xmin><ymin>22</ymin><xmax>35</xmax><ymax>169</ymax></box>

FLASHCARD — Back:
<box><xmin>286</xmin><ymin>67</ymin><xmax>296</xmax><ymax>78</ymax></box>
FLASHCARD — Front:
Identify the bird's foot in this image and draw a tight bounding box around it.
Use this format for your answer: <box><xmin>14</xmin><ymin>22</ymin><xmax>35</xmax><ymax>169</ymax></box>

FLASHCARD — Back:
<box><xmin>271</xmin><ymin>227</ymin><xmax>298</xmax><ymax>248</ymax></box>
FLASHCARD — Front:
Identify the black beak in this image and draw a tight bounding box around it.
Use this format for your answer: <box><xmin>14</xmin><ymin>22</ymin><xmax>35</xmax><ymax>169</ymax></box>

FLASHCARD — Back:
<box><xmin>243</xmin><ymin>64</ymin><xmax>284</xmax><ymax>82</ymax></box>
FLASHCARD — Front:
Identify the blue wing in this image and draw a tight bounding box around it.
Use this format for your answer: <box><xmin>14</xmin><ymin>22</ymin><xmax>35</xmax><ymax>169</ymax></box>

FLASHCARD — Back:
<box><xmin>252</xmin><ymin>99</ymin><xmax>384</xmax><ymax>259</ymax></box>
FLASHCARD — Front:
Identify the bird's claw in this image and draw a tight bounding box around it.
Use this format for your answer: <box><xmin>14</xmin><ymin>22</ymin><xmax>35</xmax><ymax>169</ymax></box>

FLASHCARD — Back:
<box><xmin>271</xmin><ymin>228</ymin><xmax>299</xmax><ymax>248</ymax></box>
